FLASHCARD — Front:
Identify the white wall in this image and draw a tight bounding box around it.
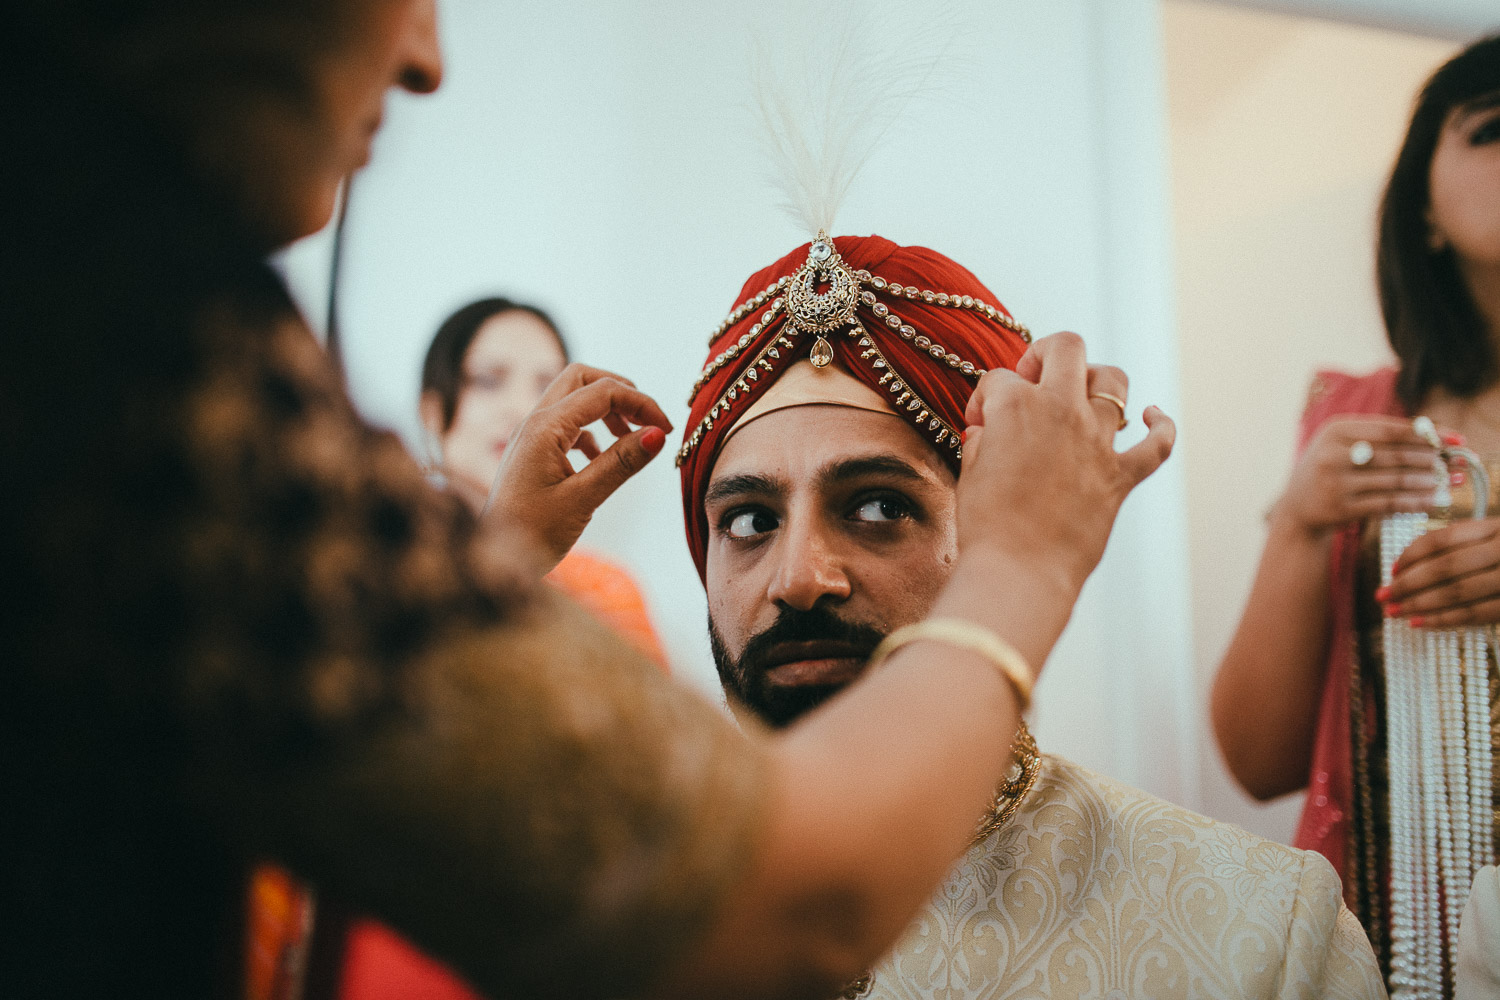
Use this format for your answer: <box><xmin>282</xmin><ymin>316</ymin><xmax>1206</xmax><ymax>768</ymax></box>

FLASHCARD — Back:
<box><xmin>1164</xmin><ymin>0</ymin><xmax>1458</xmax><ymax>839</ymax></box>
<box><xmin>1212</xmin><ymin>0</ymin><xmax>1496</xmax><ymax>41</ymax></box>
<box><xmin>282</xmin><ymin>0</ymin><xmax>1198</xmax><ymax>807</ymax></box>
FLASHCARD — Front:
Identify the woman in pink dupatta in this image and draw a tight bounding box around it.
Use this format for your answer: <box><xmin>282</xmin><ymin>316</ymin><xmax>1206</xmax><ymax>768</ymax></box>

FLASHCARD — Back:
<box><xmin>1211</xmin><ymin>35</ymin><xmax>1500</xmax><ymax>985</ymax></box>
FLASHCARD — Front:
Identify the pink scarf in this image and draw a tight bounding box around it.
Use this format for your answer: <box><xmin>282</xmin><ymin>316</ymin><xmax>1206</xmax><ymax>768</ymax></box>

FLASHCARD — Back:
<box><xmin>1291</xmin><ymin>367</ymin><xmax>1402</xmax><ymax>891</ymax></box>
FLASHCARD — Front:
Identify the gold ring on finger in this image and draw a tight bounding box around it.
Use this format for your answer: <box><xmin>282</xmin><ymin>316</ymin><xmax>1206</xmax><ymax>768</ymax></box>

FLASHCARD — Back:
<box><xmin>1089</xmin><ymin>392</ymin><xmax>1128</xmax><ymax>431</ymax></box>
<box><xmin>1349</xmin><ymin>440</ymin><xmax>1374</xmax><ymax>467</ymax></box>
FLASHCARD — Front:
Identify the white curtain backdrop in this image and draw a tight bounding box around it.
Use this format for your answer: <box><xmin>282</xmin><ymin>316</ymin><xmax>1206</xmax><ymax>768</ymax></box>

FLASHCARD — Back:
<box><xmin>280</xmin><ymin>0</ymin><xmax>1200</xmax><ymax>810</ymax></box>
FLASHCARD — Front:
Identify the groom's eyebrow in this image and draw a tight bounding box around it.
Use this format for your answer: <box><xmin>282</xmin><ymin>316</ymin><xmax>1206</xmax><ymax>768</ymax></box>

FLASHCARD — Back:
<box><xmin>818</xmin><ymin>455</ymin><xmax>928</xmax><ymax>489</ymax></box>
<box><xmin>705</xmin><ymin>473</ymin><xmax>785</xmax><ymax>507</ymax></box>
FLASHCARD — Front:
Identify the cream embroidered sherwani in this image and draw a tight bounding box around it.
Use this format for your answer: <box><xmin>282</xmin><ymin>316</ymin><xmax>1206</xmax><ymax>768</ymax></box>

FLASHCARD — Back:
<box><xmin>859</xmin><ymin>755</ymin><xmax>1387</xmax><ymax>999</ymax></box>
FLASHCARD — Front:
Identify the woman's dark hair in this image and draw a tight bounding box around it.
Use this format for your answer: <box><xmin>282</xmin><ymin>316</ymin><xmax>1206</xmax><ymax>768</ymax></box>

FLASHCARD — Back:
<box><xmin>1380</xmin><ymin>34</ymin><xmax>1500</xmax><ymax>410</ymax></box>
<box><xmin>14</xmin><ymin>1</ymin><xmax>349</xmax><ymax>116</ymax></box>
<box><xmin>8</xmin><ymin>1</ymin><xmax>368</xmax><ymax>252</ymax></box>
<box><xmin>421</xmin><ymin>298</ymin><xmax>568</xmax><ymax>431</ymax></box>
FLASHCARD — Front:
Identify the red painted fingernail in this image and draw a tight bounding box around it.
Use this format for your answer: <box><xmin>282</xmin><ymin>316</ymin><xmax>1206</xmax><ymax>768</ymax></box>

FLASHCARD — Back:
<box><xmin>1375</xmin><ymin>585</ymin><xmax>1391</xmax><ymax>603</ymax></box>
<box><xmin>641</xmin><ymin>427</ymin><xmax>666</xmax><ymax>455</ymax></box>
<box><xmin>1384</xmin><ymin>602</ymin><xmax>1401</xmax><ymax>617</ymax></box>
<box><xmin>1442</xmin><ymin>432</ymin><xmax>1465</xmax><ymax>446</ymax></box>
<box><xmin>1452</xmin><ymin>472</ymin><xmax>1466</xmax><ymax>486</ymax></box>
<box><xmin>1409</xmin><ymin>615</ymin><xmax>1426</xmax><ymax>628</ymax></box>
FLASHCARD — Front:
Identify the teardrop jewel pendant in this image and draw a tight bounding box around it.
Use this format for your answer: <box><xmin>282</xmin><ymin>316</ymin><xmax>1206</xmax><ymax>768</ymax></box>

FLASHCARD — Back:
<box><xmin>787</xmin><ymin>230</ymin><xmax>859</xmax><ymax>339</ymax></box>
<box><xmin>810</xmin><ymin>335</ymin><xmax>834</xmax><ymax>369</ymax></box>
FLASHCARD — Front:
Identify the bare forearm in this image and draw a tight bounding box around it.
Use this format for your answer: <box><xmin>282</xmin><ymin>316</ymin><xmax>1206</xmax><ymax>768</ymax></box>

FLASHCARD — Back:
<box><xmin>1212</xmin><ymin>512</ymin><xmax>1335</xmax><ymax>799</ymax></box>
<box><xmin>661</xmin><ymin>555</ymin><xmax>1070</xmax><ymax>998</ymax></box>
<box><xmin>1214</xmin><ymin>411</ymin><xmax>1440</xmax><ymax>798</ymax></box>
<box><xmin>794</xmin><ymin>552</ymin><xmax>1071</xmax><ymax>937</ymax></box>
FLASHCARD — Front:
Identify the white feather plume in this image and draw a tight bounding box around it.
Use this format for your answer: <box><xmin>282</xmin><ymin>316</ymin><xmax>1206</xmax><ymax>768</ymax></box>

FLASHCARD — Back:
<box><xmin>751</xmin><ymin>1</ymin><xmax>958</xmax><ymax>238</ymax></box>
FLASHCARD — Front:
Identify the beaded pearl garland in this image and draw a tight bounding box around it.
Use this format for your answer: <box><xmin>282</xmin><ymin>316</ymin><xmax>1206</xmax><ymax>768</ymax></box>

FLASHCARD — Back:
<box><xmin>1380</xmin><ymin>426</ymin><xmax>1496</xmax><ymax>1000</ymax></box>
<box><xmin>679</xmin><ymin>233</ymin><xmax>1031</xmax><ymax>467</ymax></box>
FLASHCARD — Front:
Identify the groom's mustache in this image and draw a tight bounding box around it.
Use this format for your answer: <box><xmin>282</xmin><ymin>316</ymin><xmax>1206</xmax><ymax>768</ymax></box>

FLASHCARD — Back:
<box><xmin>710</xmin><ymin>604</ymin><xmax>886</xmax><ymax>728</ymax></box>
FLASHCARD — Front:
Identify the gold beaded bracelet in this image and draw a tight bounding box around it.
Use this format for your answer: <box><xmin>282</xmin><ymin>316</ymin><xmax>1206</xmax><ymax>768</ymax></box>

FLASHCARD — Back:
<box><xmin>867</xmin><ymin>618</ymin><xmax>1034</xmax><ymax>711</ymax></box>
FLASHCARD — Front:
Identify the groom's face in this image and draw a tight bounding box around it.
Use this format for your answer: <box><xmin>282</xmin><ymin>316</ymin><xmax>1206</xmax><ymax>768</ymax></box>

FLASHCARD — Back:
<box><xmin>702</xmin><ymin>405</ymin><xmax>959</xmax><ymax>727</ymax></box>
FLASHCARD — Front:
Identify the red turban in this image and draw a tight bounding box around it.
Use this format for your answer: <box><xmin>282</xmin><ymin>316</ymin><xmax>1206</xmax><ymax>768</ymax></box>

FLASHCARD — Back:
<box><xmin>678</xmin><ymin>233</ymin><xmax>1031</xmax><ymax>581</ymax></box>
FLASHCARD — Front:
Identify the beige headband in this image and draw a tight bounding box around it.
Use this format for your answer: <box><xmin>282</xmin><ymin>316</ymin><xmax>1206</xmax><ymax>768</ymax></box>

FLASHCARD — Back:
<box><xmin>719</xmin><ymin>358</ymin><xmax>900</xmax><ymax>449</ymax></box>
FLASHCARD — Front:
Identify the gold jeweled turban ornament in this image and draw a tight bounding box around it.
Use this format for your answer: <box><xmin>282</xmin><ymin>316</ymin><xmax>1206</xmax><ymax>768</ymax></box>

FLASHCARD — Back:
<box><xmin>677</xmin><ymin>232</ymin><xmax>1030</xmax><ymax>471</ymax></box>
<box><xmin>788</xmin><ymin>234</ymin><xmax>857</xmax><ymax>368</ymax></box>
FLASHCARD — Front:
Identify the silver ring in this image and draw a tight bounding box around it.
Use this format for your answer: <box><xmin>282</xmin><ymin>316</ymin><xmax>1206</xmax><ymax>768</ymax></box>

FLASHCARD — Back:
<box><xmin>1349</xmin><ymin>440</ymin><xmax>1374</xmax><ymax>466</ymax></box>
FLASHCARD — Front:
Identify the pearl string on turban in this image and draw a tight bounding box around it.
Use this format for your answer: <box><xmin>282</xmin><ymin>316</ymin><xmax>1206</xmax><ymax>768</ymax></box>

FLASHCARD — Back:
<box><xmin>678</xmin><ymin>232</ymin><xmax>1031</xmax><ymax>581</ymax></box>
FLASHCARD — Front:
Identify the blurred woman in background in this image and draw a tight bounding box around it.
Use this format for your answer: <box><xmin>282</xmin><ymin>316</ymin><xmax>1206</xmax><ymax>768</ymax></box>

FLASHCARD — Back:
<box><xmin>419</xmin><ymin>300</ymin><xmax>569</xmax><ymax>506</ymax></box>
<box><xmin>1212</xmin><ymin>34</ymin><xmax>1500</xmax><ymax>973</ymax></box>
<box><xmin>418</xmin><ymin>297</ymin><xmax>666</xmax><ymax>665</ymax></box>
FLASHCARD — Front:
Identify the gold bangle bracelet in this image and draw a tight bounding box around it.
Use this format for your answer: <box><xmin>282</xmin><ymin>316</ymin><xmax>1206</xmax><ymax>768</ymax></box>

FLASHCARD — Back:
<box><xmin>867</xmin><ymin>618</ymin><xmax>1034</xmax><ymax>711</ymax></box>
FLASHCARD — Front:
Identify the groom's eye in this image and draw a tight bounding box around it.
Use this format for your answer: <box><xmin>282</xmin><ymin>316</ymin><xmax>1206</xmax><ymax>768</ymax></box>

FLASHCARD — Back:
<box><xmin>725</xmin><ymin>508</ymin><xmax>778</xmax><ymax>539</ymax></box>
<box><xmin>850</xmin><ymin>492</ymin><xmax>913</xmax><ymax>523</ymax></box>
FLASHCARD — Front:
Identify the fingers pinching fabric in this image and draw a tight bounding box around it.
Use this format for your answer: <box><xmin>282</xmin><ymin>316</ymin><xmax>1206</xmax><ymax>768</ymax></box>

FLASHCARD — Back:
<box><xmin>677</xmin><ymin>233</ymin><xmax>1032</xmax><ymax>580</ymax></box>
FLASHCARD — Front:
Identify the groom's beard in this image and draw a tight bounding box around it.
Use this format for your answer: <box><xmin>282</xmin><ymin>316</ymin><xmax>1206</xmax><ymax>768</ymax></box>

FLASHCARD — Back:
<box><xmin>709</xmin><ymin>604</ymin><xmax>886</xmax><ymax>729</ymax></box>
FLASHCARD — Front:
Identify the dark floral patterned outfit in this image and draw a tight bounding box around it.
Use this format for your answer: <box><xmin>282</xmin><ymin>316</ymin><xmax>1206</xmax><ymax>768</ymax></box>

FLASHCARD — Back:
<box><xmin>1</xmin><ymin>69</ymin><xmax>765</xmax><ymax>1000</ymax></box>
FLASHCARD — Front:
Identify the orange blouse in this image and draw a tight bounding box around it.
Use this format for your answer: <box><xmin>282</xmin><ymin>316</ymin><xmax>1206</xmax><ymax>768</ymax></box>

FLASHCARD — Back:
<box><xmin>544</xmin><ymin>550</ymin><xmax>668</xmax><ymax>672</ymax></box>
